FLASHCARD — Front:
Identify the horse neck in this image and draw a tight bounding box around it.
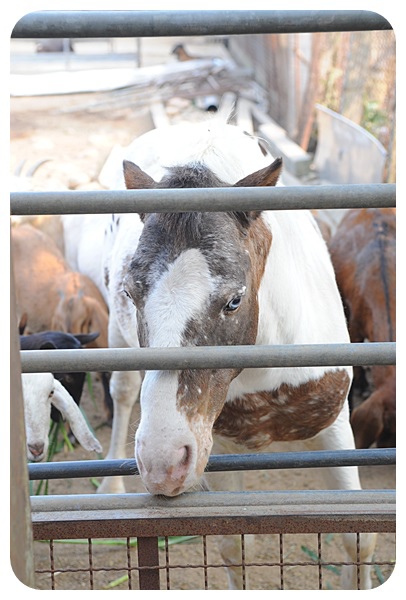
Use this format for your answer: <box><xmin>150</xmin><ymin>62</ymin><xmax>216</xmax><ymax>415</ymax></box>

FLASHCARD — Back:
<box><xmin>255</xmin><ymin>211</ymin><xmax>350</xmax><ymax>347</ymax></box>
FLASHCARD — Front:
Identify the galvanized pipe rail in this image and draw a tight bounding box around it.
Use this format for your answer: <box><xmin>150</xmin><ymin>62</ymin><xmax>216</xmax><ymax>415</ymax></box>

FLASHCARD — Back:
<box><xmin>10</xmin><ymin>183</ymin><xmax>396</xmax><ymax>215</ymax></box>
<box><xmin>20</xmin><ymin>341</ymin><xmax>395</xmax><ymax>373</ymax></box>
<box><xmin>28</xmin><ymin>448</ymin><xmax>395</xmax><ymax>481</ymax></box>
<box><xmin>11</xmin><ymin>10</ymin><xmax>392</xmax><ymax>39</ymax></box>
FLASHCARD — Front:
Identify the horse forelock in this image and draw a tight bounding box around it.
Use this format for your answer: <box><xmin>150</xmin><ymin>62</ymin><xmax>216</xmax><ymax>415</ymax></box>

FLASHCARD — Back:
<box><xmin>159</xmin><ymin>162</ymin><xmax>227</xmax><ymax>189</ymax></box>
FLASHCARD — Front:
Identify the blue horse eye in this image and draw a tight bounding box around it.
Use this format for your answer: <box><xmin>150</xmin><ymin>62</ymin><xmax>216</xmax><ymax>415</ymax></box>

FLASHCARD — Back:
<box><xmin>225</xmin><ymin>295</ymin><xmax>242</xmax><ymax>312</ymax></box>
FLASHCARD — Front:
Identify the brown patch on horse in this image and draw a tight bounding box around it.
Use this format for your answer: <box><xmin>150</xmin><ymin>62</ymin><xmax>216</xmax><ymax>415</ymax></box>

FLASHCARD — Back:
<box><xmin>214</xmin><ymin>369</ymin><xmax>351</xmax><ymax>449</ymax></box>
<box><xmin>245</xmin><ymin>216</ymin><xmax>273</xmax><ymax>292</ymax></box>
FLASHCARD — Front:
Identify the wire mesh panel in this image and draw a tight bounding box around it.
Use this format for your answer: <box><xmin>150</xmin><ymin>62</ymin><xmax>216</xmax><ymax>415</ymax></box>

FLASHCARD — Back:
<box><xmin>31</xmin><ymin>490</ymin><xmax>395</xmax><ymax>590</ymax></box>
<box><xmin>32</xmin><ymin>531</ymin><xmax>396</xmax><ymax>591</ymax></box>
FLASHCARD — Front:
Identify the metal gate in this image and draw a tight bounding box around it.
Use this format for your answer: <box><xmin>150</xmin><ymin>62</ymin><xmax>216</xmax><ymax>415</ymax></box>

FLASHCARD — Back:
<box><xmin>10</xmin><ymin>10</ymin><xmax>396</xmax><ymax>591</ymax></box>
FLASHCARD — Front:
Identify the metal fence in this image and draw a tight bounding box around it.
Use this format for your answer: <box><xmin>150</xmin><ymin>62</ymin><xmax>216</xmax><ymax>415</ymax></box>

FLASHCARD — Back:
<box><xmin>10</xmin><ymin>10</ymin><xmax>395</xmax><ymax>591</ymax></box>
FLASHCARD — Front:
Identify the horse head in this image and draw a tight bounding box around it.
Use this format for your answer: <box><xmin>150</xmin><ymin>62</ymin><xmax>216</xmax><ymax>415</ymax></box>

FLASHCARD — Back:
<box><xmin>122</xmin><ymin>157</ymin><xmax>282</xmax><ymax>496</ymax></box>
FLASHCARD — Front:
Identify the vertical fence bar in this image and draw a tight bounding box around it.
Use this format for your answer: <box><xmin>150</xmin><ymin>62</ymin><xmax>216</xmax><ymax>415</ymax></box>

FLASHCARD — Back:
<box><xmin>317</xmin><ymin>533</ymin><xmax>323</xmax><ymax>590</ymax></box>
<box><xmin>87</xmin><ymin>538</ymin><xmax>94</xmax><ymax>590</ymax></box>
<box><xmin>126</xmin><ymin>537</ymin><xmax>133</xmax><ymax>590</ymax></box>
<box><xmin>10</xmin><ymin>253</ymin><xmax>35</xmax><ymax>588</ymax></box>
<box><xmin>137</xmin><ymin>537</ymin><xmax>160</xmax><ymax>590</ymax></box>
<box><xmin>164</xmin><ymin>537</ymin><xmax>171</xmax><ymax>590</ymax></box>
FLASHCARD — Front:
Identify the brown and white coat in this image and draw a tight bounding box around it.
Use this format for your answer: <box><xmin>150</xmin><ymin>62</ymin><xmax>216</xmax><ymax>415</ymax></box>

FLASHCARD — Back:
<box><xmin>62</xmin><ymin>118</ymin><xmax>376</xmax><ymax>590</ymax></box>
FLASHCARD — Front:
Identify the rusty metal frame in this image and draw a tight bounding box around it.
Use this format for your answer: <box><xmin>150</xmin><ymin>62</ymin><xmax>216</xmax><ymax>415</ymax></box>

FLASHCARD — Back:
<box><xmin>31</xmin><ymin>490</ymin><xmax>395</xmax><ymax>590</ymax></box>
<box><xmin>31</xmin><ymin>490</ymin><xmax>396</xmax><ymax>538</ymax></box>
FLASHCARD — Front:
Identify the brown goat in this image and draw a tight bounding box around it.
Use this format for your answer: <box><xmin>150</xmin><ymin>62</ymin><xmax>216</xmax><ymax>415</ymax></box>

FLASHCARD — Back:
<box><xmin>12</xmin><ymin>223</ymin><xmax>108</xmax><ymax>348</ymax></box>
<box><xmin>328</xmin><ymin>208</ymin><xmax>396</xmax><ymax>448</ymax></box>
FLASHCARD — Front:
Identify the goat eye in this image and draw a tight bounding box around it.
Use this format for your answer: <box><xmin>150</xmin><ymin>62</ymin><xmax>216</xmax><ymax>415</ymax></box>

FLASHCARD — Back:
<box><xmin>224</xmin><ymin>295</ymin><xmax>242</xmax><ymax>313</ymax></box>
<box><xmin>49</xmin><ymin>390</ymin><xmax>54</xmax><ymax>397</ymax></box>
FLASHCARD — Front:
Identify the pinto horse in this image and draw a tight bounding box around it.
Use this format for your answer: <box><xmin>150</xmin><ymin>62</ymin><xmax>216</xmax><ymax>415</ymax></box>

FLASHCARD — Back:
<box><xmin>329</xmin><ymin>208</ymin><xmax>396</xmax><ymax>449</ymax></box>
<box><xmin>76</xmin><ymin>119</ymin><xmax>376</xmax><ymax>589</ymax></box>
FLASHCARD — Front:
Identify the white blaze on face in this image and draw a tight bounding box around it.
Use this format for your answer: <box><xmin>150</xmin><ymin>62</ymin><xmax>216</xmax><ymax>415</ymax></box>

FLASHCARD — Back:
<box><xmin>144</xmin><ymin>248</ymin><xmax>214</xmax><ymax>347</ymax></box>
<box><xmin>136</xmin><ymin>248</ymin><xmax>215</xmax><ymax>495</ymax></box>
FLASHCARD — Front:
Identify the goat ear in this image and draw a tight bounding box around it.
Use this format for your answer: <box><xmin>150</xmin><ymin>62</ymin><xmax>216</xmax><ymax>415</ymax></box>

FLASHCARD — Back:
<box><xmin>51</xmin><ymin>379</ymin><xmax>103</xmax><ymax>453</ymax></box>
<box><xmin>123</xmin><ymin>160</ymin><xmax>157</xmax><ymax>222</ymax></box>
<box><xmin>75</xmin><ymin>332</ymin><xmax>100</xmax><ymax>346</ymax></box>
<box><xmin>39</xmin><ymin>341</ymin><xmax>57</xmax><ymax>350</ymax></box>
<box><xmin>233</xmin><ymin>157</ymin><xmax>283</xmax><ymax>225</ymax></box>
<box><xmin>18</xmin><ymin>312</ymin><xmax>28</xmax><ymax>335</ymax></box>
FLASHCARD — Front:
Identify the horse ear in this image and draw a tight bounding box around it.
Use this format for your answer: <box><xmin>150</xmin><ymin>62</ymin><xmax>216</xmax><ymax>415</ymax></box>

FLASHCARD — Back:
<box><xmin>123</xmin><ymin>160</ymin><xmax>157</xmax><ymax>223</ymax></box>
<box><xmin>234</xmin><ymin>157</ymin><xmax>283</xmax><ymax>189</ymax></box>
<box><xmin>233</xmin><ymin>157</ymin><xmax>283</xmax><ymax>225</ymax></box>
<box><xmin>123</xmin><ymin>160</ymin><xmax>156</xmax><ymax>189</ymax></box>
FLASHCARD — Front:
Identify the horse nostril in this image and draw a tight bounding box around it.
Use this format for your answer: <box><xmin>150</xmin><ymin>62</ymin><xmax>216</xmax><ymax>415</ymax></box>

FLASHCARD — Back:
<box><xmin>169</xmin><ymin>445</ymin><xmax>192</xmax><ymax>482</ymax></box>
<box><xmin>178</xmin><ymin>445</ymin><xmax>191</xmax><ymax>467</ymax></box>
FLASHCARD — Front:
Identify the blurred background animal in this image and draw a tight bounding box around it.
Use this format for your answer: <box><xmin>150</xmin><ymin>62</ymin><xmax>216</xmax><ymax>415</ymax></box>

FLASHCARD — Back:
<box><xmin>171</xmin><ymin>43</ymin><xmax>200</xmax><ymax>61</ymax></box>
<box><xmin>13</xmin><ymin>223</ymin><xmax>113</xmax><ymax>424</ymax></box>
<box><xmin>328</xmin><ymin>208</ymin><xmax>396</xmax><ymax>448</ymax></box>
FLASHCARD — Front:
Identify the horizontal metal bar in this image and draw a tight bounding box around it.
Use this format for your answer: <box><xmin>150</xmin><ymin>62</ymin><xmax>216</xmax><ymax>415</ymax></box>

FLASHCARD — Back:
<box><xmin>30</xmin><ymin>489</ymin><xmax>396</xmax><ymax>539</ymax></box>
<box><xmin>20</xmin><ymin>342</ymin><xmax>396</xmax><ymax>373</ymax></box>
<box><xmin>11</xmin><ymin>10</ymin><xmax>392</xmax><ymax>39</ymax></box>
<box><xmin>31</xmin><ymin>489</ymin><xmax>395</xmax><ymax>512</ymax></box>
<box><xmin>28</xmin><ymin>448</ymin><xmax>396</xmax><ymax>481</ymax></box>
<box><xmin>10</xmin><ymin>184</ymin><xmax>396</xmax><ymax>215</ymax></box>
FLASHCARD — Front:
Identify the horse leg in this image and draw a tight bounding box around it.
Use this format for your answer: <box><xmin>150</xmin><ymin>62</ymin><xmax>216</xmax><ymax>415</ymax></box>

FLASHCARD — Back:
<box><xmin>97</xmin><ymin>316</ymin><xmax>142</xmax><ymax>494</ymax></box>
<box><xmin>303</xmin><ymin>402</ymin><xmax>377</xmax><ymax>590</ymax></box>
<box><xmin>97</xmin><ymin>369</ymin><xmax>142</xmax><ymax>494</ymax></box>
<box><xmin>204</xmin><ymin>437</ymin><xmax>252</xmax><ymax>590</ymax></box>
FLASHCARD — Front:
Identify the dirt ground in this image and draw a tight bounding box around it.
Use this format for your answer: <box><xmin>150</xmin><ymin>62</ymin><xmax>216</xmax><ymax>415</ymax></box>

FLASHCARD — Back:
<box><xmin>10</xmin><ymin>56</ymin><xmax>396</xmax><ymax>590</ymax></box>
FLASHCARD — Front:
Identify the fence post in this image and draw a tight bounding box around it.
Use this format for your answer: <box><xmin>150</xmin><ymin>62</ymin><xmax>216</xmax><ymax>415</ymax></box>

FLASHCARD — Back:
<box><xmin>137</xmin><ymin>536</ymin><xmax>161</xmax><ymax>589</ymax></box>
<box><xmin>10</xmin><ymin>241</ymin><xmax>35</xmax><ymax>588</ymax></box>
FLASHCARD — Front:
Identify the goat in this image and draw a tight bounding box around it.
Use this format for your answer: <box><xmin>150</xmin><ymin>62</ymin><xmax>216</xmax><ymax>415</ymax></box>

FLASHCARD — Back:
<box><xmin>12</xmin><ymin>223</ymin><xmax>114</xmax><ymax>423</ymax></box>
<box><xmin>12</xmin><ymin>224</ymin><xmax>109</xmax><ymax>343</ymax></box>
<box><xmin>19</xmin><ymin>330</ymin><xmax>100</xmax><ymax>425</ymax></box>
<box><xmin>21</xmin><ymin>372</ymin><xmax>102</xmax><ymax>462</ymax></box>
<box><xmin>328</xmin><ymin>208</ymin><xmax>396</xmax><ymax>448</ymax></box>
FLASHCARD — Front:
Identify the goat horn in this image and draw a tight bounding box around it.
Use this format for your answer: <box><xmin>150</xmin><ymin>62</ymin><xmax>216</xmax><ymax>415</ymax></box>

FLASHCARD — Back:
<box><xmin>14</xmin><ymin>159</ymin><xmax>27</xmax><ymax>177</ymax></box>
<box><xmin>25</xmin><ymin>158</ymin><xmax>52</xmax><ymax>178</ymax></box>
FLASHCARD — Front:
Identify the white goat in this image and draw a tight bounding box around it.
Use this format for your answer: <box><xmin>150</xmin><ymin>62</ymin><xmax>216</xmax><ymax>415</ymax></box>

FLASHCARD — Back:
<box><xmin>21</xmin><ymin>372</ymin><xmax>102</xmax><ymax>462</ymax></box>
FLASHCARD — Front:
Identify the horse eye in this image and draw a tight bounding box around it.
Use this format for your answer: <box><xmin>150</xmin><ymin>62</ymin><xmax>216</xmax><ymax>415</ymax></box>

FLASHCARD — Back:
<box><xmin>123</xmin><ymin>288</ymin><xmax>133</xmax><ymax>302</ymax></box>
<box><xmin>224</xmin><ymin>295</ymin><xmax>242</xmax><ymax>313</ymax></box>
